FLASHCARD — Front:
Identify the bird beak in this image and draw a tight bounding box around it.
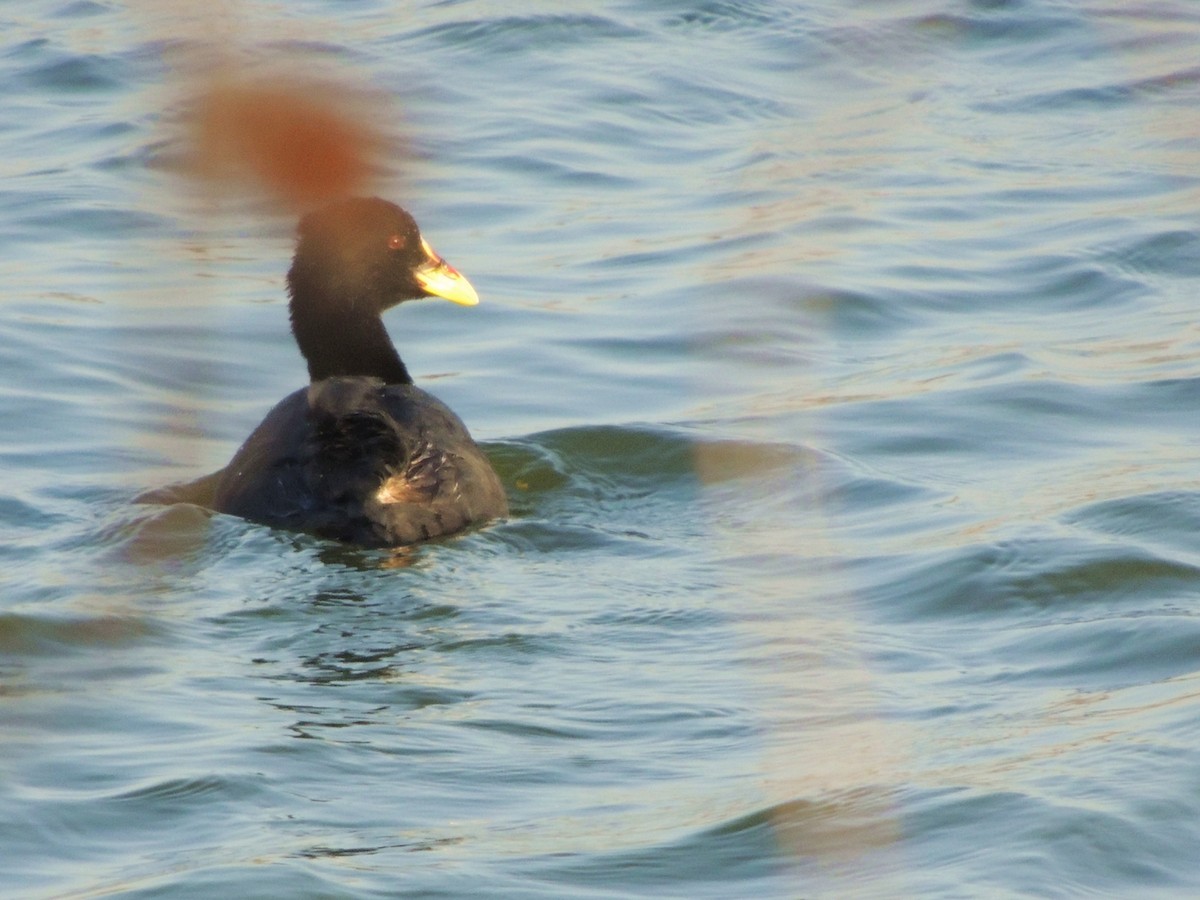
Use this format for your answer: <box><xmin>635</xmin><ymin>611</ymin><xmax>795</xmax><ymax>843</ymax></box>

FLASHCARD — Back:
<box><xmin>414</xmin><ymin>237</ymin><xmax>479</xmax><ymax>306</ymax></box>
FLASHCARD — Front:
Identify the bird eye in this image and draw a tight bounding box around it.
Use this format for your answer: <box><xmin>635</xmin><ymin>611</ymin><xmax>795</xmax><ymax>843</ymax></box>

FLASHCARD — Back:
<box><xmin>387</xmin><ymin>234</ymin><xmax>407</xmax><ymax>250</ymax></box>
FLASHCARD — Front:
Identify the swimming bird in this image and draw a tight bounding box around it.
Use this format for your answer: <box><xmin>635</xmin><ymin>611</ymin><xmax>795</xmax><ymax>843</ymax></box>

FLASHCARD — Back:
<box><xmin>210</xmin><ymin>197</ymin><xmax>507</xmax><ymax>546</ymax></box>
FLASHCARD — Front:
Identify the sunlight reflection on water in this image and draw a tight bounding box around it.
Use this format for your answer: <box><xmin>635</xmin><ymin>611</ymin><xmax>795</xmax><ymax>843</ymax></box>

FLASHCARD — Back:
<box><xmin>5</xmin><ymin>0</ymin><xmax>1200</xmax><ymax>896</ymax></box>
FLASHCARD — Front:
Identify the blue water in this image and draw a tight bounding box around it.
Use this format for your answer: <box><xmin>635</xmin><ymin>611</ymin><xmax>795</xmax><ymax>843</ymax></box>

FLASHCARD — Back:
<box><xmin>4</xmin><ymin>0</ymin><xmax>1200</xmax><ymax>896</ymax></box>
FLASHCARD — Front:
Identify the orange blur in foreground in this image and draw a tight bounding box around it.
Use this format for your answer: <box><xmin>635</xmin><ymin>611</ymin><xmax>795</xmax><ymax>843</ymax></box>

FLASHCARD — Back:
<box><xmin>189</xmin><ymin>81</ymin><xmax>384</xmax><ymax>208</ymax></box>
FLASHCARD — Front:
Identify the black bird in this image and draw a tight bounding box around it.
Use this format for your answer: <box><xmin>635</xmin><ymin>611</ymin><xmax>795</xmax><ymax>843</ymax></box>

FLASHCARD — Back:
<box><xmin>208</xmin><ymin>197</ymin><xmax>507</xmax><ymax>546</ymax></box>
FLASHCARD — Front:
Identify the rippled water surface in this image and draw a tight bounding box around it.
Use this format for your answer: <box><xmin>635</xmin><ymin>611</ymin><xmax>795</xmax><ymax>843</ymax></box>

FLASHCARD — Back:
<box><xmin>5</xmin><ymin>0</ymin><xmax>1200</xmax><ymax>896</ymax></box>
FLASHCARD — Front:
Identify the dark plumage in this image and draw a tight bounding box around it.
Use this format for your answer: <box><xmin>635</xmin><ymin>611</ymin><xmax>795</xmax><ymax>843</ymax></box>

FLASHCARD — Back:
<box><xmin>210</xmin><ymin>197</ymin><xmax>506</xmax><ymax>546</ymax></box>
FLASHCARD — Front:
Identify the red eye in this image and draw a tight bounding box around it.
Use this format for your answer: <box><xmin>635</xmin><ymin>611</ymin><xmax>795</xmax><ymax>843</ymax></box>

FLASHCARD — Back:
<box><xmin>387</xmin><ymin>234</ymin><xmax>407</xmax><ymax>250</ymax></box>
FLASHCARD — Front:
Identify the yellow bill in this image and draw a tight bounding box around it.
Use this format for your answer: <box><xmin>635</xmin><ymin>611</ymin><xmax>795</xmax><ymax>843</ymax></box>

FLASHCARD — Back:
<box><xmin>414</xmin><ymin>236</ymin><xmax>479</xmax><ymax>306</ymax></box>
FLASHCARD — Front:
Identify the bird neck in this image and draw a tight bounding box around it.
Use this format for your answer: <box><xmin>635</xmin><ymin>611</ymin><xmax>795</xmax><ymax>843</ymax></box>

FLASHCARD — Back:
<box><xmin>290</xmin><ymin>304</ymin><xmax>413</xmax><ymax>386</ymax></box>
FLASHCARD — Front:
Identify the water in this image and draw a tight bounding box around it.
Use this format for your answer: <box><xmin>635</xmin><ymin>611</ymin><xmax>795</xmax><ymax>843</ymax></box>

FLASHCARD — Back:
<box><xmin>3</xmin><ymin>0</ymin><xmax>1200</xmax><ymax>896</ymax></box>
